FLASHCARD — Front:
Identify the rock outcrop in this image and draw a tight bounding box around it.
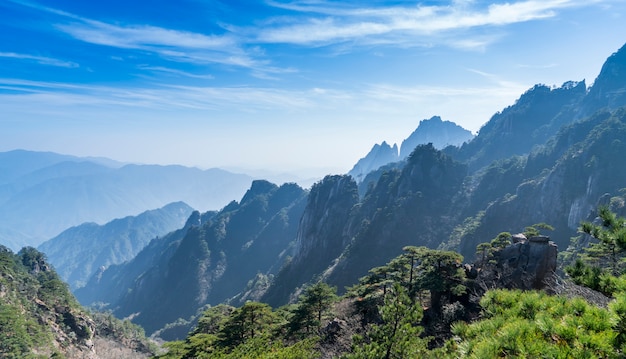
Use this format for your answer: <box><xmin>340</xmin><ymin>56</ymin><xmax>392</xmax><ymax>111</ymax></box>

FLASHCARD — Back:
<box><xmin>493</xmin><ymin>235</ymin><xmax>558</xmax><ymax>290</ymax></box>
<box><xmin>466</xmin><ymin>234</ymin><xmax>558</xmax><ymax>290</ymax></box>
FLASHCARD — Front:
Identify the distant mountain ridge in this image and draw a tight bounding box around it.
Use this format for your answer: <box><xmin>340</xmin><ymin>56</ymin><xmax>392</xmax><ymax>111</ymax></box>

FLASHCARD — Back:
<box><xmin>399</xmin><ymin>115</ymin><xmax>474</xmax><ymax>158</ymax></box>
<box><xmin>0</xmin><ymin>150</ymin><xmax>253</xmax><ymax>250</ymax></box>
<box><xmin>38</xmin><ymin>201</ymin><xmax>194</xmax><ymax>290</ymax></box>
<box><xmin>348</xmin><ymin>116</ymin><xmax>473</xmax><ymax>183</ymax></box>
<box><xmin>348</xmin><ymin>141</ymin><xmax>399</xmax><ymax>183</ymax></box>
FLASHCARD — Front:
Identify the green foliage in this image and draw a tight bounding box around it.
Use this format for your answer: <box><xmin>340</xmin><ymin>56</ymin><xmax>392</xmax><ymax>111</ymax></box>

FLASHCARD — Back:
<box><xmin>489</xmin><ymin>232</ymin><xmax>511</xmax><ymax>250</ymax></box>
<box><xmin>219</xmin><ymin>302</ymin><xmax>277</xmax><ymax>349</ymax></box>
<box><xmin>564</xmin><ymin>258</ymin><xmax>625</xmax><ymax>296</ymax></box>
<box><xmin>350</xmin><ymin>247</ymin><xmax>466</xmax><ymax>315</ymax></box>
<box><xmin>154</xmin><ymin>301</ymin><xmax>319</xmax><ymax>359</ymax></box>
<box><xmin>343</xmin><ymin>283</ymin><xmax>428</xmax><ymax>359</ymax></box>
<box><xmin>288</xmin><ymin>282</ymin><xmax>337</xmax><ymax>337</ymax></box>
<box><xmin>579</xmin><ymin>206</ymin><xmax>626</xmax><ymax>275</ymax></box>
<box><xmin>523</xmin><ymin>222</ymin><xmax>554</xmax><ymax>238</ymax></box>
<box><xmin>450</xmin><ymin>290</ymin><xmax>619</xmax><ymax>358</ymax></box>
<box><xmin>193</xmin><ymin>304</ymin><xmax>235</xmax><ymax>336</ymax></box>
<box><xmin>0</xmin><ymin>304</ymin><xmax>36</xmax><ymax>359</ymax></box>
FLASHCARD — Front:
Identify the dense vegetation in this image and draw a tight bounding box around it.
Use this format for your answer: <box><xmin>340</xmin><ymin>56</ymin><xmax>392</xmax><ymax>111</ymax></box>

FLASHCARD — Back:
<box><xmin>0</xmin><ymin>246</ymin><xmax>155</xmax><ymax>358</ymax></box>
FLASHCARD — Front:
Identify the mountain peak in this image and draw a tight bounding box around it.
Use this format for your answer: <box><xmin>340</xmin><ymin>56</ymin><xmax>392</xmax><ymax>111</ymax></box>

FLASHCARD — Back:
<box><xmin>399</xmin><ymin>116</ymin><xmax>474</xmax><ymax>158</ymax></box>
<box><xmin>239</xmin><ymin>179</ymin><xmax>278</xmax><ymax>204</ymax></box>
<box><xmin>584</xmin><ymin>42</ymin><xmax>626</xmax><ymax>113</ymax></box>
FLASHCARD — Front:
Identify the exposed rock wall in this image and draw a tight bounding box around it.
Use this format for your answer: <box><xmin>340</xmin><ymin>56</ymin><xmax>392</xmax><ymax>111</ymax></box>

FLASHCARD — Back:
<box><xmin>494</xmin><ymin>235</ymin><xmax>558</xmax><ymax>290</ymax></box>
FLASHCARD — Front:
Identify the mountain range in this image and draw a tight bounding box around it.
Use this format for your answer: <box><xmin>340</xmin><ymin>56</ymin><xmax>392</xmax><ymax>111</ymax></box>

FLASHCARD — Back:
<box><xmin>6</xmin><ymin>42</ymin><xmax>626</xmax><ymax>351</ymax></box>
<box><xmin>0</xmin><ymin>151</ymin><xmax>253</xmax><ymax>250</ymax></box>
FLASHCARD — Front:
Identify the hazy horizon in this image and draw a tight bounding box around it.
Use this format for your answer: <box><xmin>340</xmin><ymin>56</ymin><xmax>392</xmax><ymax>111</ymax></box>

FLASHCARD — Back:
<box><xmin>1</xmin><ymin>0</ymin><xmax>626</xmax><ymax>178</ymax></box>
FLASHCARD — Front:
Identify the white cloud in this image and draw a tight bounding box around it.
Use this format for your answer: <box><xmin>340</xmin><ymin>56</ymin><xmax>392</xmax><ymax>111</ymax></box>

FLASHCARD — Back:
<box><xmin>56</xmin><ymin>21</ymin><xmax>234</xmax><ymax>50</ymax></box>
<box><xmin>0</xmin><ymin>52</ymin><xmax>78</xmax><ymax>68</ymax></box>
<box><xmin>258</xmin><ymin>0</ymin><xmax>600</xmax><ymax>48</ymax></box>
<box><xmin>137</xmin><ymin>66</ymin><xmax>215</xmax><ymax>80</ymax></box>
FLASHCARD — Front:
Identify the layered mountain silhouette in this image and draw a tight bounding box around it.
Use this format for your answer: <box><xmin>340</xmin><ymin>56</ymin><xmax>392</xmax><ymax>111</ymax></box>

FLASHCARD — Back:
<box><xmin>348</xmin><ymin>141</ymin><xmax>399</xmax><ymax>183</ymax></box>
<box><xmin>0</xmin><ymin>151</ymin><xmax>253</xmax><ymax>250</ymax></box>
<box><xmin>38</xmin><ymin>201</ymin><xmax>194</xmax><ymax>290</ymax></box>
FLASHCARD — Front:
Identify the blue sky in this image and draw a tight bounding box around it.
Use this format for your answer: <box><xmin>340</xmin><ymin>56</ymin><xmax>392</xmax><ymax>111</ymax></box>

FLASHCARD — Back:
<box><xmin>1</xmin><ymin>0</ymin><xmax>625</xmax><ymax>177</ymax></box>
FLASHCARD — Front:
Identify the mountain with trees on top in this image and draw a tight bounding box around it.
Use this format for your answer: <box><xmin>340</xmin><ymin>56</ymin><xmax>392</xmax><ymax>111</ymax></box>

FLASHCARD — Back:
<box><xmin>0</xmin><ymin>246</ymin><xmax>155</xmax><ymax>358</ymax></box>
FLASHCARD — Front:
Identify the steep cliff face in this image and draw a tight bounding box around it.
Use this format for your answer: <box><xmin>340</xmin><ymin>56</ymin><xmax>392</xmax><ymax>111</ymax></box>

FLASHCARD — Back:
<box><xmin>263</xmin><ymin>146</ymin><xmax>468</xmax><ymax>305</ymax></box>
<box><xmin>582</xmin><ymin>43</ymin><xmax>626</xmax><ymax>116</ymax></box>
<box><xmin>293</xmin><ymin>175</ymin><xmax>359</xmax><ymax>265</ymax></box>
<box><xmin>262</xmin><ymin>175</ymin><xmax>359</xmax><ymax>306</ymax></box>
<box><xmin>326</xmin><ymin>144</ymin><xmax>468</xmax><ymax>290</ymax></box>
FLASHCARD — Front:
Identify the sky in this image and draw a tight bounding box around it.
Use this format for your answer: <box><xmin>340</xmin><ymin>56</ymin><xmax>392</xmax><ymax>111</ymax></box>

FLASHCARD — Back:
<box><xmin>1</xmin><ymin>0</ymin><xmax>626</xmax><ymax>178</ymax></box>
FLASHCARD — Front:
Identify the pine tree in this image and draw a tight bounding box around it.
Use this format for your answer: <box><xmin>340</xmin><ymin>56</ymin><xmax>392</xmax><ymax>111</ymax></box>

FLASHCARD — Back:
<box><xmin>344</xmin><ymin>283</ymin><xmax>428</xmax><ymax>359</ymax></box>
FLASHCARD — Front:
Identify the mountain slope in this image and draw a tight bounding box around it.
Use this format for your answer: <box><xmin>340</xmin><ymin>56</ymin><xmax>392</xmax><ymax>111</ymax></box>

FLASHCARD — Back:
<box><xmin>0</xmin><ymin>246</ymin><xmax>154</xmax><ymax>358</ymax></box>
<box><xmin>38</xmin><ymin>202</ymin><xmax>194</xmax><ymax>290</ymax></box>
<box><xmin>445</xmin><ymin>81</ymin><xmax>587</xmax><ymax>172</ymax></box>
<box><xmin>456</xmin><ymin>107</ymin><xmax>626</xmax><ymax>258</ymax></box>
<box><xmin>263</xmin><ymin>145</ymin><xmax>467</xmax><ymax>305</ymax></box>
<box><xmin>74</xmin><ymin>210</ymin><xmax>216</xmax><ymax>311</ymax></box>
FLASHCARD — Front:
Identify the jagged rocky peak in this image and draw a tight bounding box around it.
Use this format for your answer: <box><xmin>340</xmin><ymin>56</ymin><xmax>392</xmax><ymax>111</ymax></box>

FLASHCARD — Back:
<box><xmin>348</xmin><ymin>141</ymin><xmax>399</xmax><ymax>183</ymax></box>
<box><xmin>399</xmin><ymin>116</ymin><xmax>474</xmax><ymax>158</ymax></box>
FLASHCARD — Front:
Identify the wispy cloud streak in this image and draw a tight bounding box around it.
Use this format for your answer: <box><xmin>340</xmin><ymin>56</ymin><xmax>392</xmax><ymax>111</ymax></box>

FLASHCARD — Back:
<box><xmin>0</xmin><ymin>52</ymin><xmax>78</xmax><ymax>68</ymax></box>
<box><xmin>258</xmin><ymin>0</ymin><xmax>599</xmax><ymax>48</ymax></box>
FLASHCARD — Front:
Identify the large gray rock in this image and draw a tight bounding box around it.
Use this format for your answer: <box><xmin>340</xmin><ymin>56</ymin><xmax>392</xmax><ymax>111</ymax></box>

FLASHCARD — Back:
<box><xmin>494</xmin><ymin>234</ymin><xmax>557</xmax><ymax>290</ymax></box>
